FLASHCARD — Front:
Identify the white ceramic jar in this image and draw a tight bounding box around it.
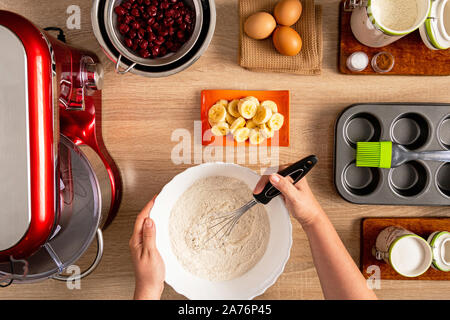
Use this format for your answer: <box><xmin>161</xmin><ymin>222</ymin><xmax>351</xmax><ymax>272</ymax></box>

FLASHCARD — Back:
<box><xmin>374</xmin><ymin>226</ymin><xmax>433</xmax><ymax>277</ymax></box>
<box><xmin>349</xmin><ymin>0</ymin><xmax>431</xmax><ymax>47</ymax></box>
<box><xmin>419</xmin><ymin>0</ymin><xmax>450</xmax><ymax>49</ymax></box>
<box><xmin>427</xmin><ymin>231</ymin><xmax>450</xmax><ymax>272</ymax></box>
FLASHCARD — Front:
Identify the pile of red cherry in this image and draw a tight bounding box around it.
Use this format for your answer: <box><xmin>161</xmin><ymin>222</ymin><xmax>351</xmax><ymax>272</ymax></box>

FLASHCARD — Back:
<box><xmin>115</xmin><ymin>0</ymin><xmax>195</xmax><ymax>59</ymax></box>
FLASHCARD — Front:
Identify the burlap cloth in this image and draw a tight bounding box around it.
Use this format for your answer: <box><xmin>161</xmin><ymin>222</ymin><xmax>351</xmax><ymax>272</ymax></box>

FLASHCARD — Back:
<box><xmin>239</xmin><ymin>0</ymin><xmax>322</xmax><ymax>75</ymax></box>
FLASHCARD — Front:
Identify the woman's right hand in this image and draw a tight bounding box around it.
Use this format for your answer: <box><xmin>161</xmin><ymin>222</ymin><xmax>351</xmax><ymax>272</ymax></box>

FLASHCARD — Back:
<box><xmin>253</xmin><ymin>169</ymin><xmax>324</xmax><ymax>227</ymax></box>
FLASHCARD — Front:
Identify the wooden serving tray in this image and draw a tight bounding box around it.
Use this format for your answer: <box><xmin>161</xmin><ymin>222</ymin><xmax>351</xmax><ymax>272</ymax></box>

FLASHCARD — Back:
<box><xmin>361</xmin><ymin>218</ymin><xmax>450</xmax><ymax>280</ymax></box>
<box><xmin>339</xmin><ymin>1</ymin><xmax>450</xmax><ymax>75</ymax></box>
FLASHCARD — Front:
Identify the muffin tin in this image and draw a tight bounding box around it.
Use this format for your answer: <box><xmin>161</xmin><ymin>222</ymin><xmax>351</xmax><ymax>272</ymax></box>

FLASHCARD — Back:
<box><xmin>335</xmin><ymin>103</ymin><xmax>450</xmax><ymax>205</ymax></box>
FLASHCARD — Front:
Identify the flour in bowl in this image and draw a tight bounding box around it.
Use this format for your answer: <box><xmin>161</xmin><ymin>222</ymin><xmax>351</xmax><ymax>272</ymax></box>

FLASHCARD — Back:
<box><xmin>169</xmin><ymin>176</ymin><xmax>270</xmax><ymax>281</ymax></box>
<box><xmin>372</xmin><ymin>0</ymin><xmax>418</xmax><ymax>31</ymax></box>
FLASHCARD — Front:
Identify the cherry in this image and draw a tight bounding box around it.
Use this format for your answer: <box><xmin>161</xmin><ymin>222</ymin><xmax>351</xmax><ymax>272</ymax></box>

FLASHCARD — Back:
<box><xmin>131</xmin><ymin>8</ymin><xmax>140</xmax><ymax>17</ymax></box>
<box><xmin>124</xmin><ymin>14</ymin><xmax>134</xmax><ymax>24</ymax></box>
<box><xmin>164</xmin><ymin>18</ymin><xmax>174</xmax><ymax>26</ymax></box>
<box><xmin>176</xmin><ymin>30</ymin><xmax>185</xmax><ymax>39</ymax></box>
<box><xmin>159</xmin><ymin>27</ymin><xmax>169</xmax><ymax>37</ymax></box>
<box><xmin>148</xmin><ymin>32</ymin><xmax>156</xmax><ymax>42</ymax></box>
<box><xmin>128</xmin><ymin>29</ymin><xmax>137</xmax><ymax>39</ymax></box>
<box><xmin>154</xmin><ymin>35</ymin><xmax>165</xmax><ymax>45</ymax></box>
<box><xmin>115</xmin><ymin>6</ymin><xmax>127</xmax><ymax>15</ymax></box>
<box><xmin>139</xmin><ymin>39</ymin><xmax>149</xmax><ymax>49</ymax></box>
<box><xmin>125</xmin><ymin>38</ymin><xmax>133</xmax><ymax>47</ymax></box>
<box><xmin>119</xmin><ymin>23</ymin><xmax>130</xmax><ymax>34</ymax></box>
<box><xmin>122</xmin><ymin>2</ymin><xmax>132</xmax><ymax>10</ymax></box>
<box><xmin>151</xmin><ymin>46</ymin><xmax>160</xmax><ymax>56</ymax></box>
<box><xmin>131</xmin><ymin>21</ymin><xmax>140</xmax><ymax>29</ymax></box>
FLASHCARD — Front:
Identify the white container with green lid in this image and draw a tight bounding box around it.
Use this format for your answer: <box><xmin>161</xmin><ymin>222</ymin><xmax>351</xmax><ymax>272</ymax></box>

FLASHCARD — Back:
<box><xmin>347</xmin><ymin>0</ymin><xmax>432</xmax><ymax>47</ymax></box>
<box><xmin>419</xmin><ymin>0</ymin><xmax>450</xmax><ymax>50</ymax></box>
<box><xmin>427</xmin><ymin>231</ymin><xmax>450</xmax><ymax>272</ymax></box>
<box><xmin>374</xmin><ymin>226</ymin><xmax>433</xmax><ymax>277</ymax></box>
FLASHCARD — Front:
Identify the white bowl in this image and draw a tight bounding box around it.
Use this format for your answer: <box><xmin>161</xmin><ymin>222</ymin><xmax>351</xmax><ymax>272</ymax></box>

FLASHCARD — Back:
<box><xmin>151</xmin><ymin>162</ymin><xmax>292</xmax><ymax>300</ymax></box>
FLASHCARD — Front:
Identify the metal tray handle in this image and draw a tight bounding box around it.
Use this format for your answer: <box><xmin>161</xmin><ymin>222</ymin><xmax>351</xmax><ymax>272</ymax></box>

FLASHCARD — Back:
<box><xmin>52</xmin><ymin>228</ymin><xmax>104</xmax><ymax>282</ymax></box>
<box><xmin>115</xmin><ymin>54</ymin><xmax>136</xmax><ymax>75</ymax></box>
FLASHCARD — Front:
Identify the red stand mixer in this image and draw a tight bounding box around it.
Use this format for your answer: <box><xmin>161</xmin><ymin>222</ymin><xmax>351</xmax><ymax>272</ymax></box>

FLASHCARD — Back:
<box><xmin>0</xmin><ymin>10</ymin><xmax>121</xmax><ymax>284</ymax></box>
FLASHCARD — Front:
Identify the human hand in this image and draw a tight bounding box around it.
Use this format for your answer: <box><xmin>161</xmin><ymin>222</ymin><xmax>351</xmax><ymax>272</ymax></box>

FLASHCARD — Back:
<box><xmin>129</xmin><ymin>196</ymin><xmax>165</xmax><ymax>300</ymax></box>
<box><xmin>253</xmin><ymin>166</ymin><xmax>325</xmax><ymax>227</ymax></box>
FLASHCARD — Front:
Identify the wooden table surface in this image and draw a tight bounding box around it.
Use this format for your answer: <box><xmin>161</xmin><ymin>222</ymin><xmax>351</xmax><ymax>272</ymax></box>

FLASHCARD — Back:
<box><xmin>0</xmin><ymin>0</ymin><xmax>449</xmax><ymax>300</ymax></box>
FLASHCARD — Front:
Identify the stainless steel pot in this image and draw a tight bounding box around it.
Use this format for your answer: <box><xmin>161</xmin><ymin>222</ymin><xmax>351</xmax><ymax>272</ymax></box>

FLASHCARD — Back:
<box><xmin>92</xmin><ymin>0</ymin><xmax>216</xmax><ymax>77</ymax></box>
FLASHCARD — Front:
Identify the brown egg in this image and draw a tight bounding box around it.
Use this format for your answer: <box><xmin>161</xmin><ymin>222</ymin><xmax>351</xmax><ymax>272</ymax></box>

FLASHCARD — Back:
<box><xmin>274</xmin><ymin>0</ymin><xmax>303</xmax><ymax>26</ymax></box>
<box><xmin>244</xmin><ymin>12</ymin><xmax>277</xmax><ymax>40</ymax></box>
<box><xmin>272</xmin><ymin>26</ymin><xmax>302</xmax><ymax>56</ymax></box>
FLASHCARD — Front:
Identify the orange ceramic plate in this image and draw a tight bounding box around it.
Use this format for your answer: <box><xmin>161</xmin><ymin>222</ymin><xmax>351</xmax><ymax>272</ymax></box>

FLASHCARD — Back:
<box><xmin>201</xmin><ymin>90</ymin><xmax>290</xmax><ymax>146</ymax></box>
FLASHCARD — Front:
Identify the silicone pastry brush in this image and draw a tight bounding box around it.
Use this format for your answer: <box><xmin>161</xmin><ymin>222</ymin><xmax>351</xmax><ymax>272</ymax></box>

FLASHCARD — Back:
<box><xmin>356</xmin><ymin>141</ymin><xmax>450</xmax><ymax>168</ymax></box>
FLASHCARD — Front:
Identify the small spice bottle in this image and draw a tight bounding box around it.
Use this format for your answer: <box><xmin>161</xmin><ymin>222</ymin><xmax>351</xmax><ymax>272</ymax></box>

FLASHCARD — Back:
<box><xmin>346</xmin><ymin>52</ymin><xmax>369</xmax><ymax>72</ymax></box>
<box><xmin>371</xmin><ymin>52</ymin><xmax>395</xmax><ymax>73</ymax></box>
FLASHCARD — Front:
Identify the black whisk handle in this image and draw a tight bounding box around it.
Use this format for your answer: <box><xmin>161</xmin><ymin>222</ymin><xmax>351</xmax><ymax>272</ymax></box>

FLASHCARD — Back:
<box><xmin>253</xmin><ymin>155</ymin><xmax>318</xmax><ymax>205</ymax></box>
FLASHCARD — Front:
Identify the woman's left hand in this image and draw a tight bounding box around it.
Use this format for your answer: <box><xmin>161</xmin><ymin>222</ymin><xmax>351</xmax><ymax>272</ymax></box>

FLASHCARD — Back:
<box><xmin>129</xmin><ymin>197</ymin><xmax>165</xmax><ymax>300</ymax></box>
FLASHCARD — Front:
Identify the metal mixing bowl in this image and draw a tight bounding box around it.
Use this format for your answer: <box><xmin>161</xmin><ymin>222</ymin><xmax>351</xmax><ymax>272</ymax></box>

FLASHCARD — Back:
<box><xmin>104</xmin><ymin>0</ymin><xmax>203</xmax><ymax>69</ymax></box>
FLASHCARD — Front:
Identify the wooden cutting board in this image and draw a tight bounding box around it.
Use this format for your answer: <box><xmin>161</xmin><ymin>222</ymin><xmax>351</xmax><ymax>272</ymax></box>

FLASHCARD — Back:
<box><xmin>339</xmin><ymin>1</ymin><xmax>450</xmax><ymax>75</ymax></box>
<box><xmin>361</xmin><ymin>218</ymin><xmax>450</xmax><ymax>280</ymax></box>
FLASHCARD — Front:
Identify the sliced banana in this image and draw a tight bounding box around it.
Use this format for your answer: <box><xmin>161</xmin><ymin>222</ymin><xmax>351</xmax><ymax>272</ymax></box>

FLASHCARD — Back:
<box><xmin>246</xmin><ymin>119</ymin><xmax>257</xmax><ymax>129</ymax></box>
<box><xmin>259</xmin><ymin>123</ymin><xmax>275</xmax><ymax>138</ymax></box>
<box><xmin>211</xmin><ymin>122</ymin><xmax>230</xmax><ymax>136</ymax></box>
<box><xmin>268</xmin><ymin>113</ymin><xmax>285</xmax><ymax>131</ymax></box>
<box><xmin>209</xmin><ymin>118</ymin><xmax>219</xmax><ymax>127</ymax></box>
<box><xmin>227</xmin><ymin>99</ymin><xmax>241</xmax><ymax>118</ymax></box>
<box><xmin>230</xmin><ymin>117</ymin><xmax>246</xmax><ymax>134</ymax></box>
<box><xmin>243</xmin><ymin>96</ymin><xmax>260</xmax><ymax>106</ymax></box>
<box><xmin>208</xmin><ymin>104</ymin><xmax>227</xmax><ymax>123</ymax></box>
<box><xmin>225</xmin><ymin>112</ymin><xmax>237</xmax><ymax>125</ymax></box>
<box><xmin>216</xmin><ymin>99</ymin><xmax>229</xmax><ymax>108</ymax></box>
<box><xmin>238</xmin><ymin>99</ymin><xmax>258</xmax><ymax>119</ymax></box>
<box><xmin>249</xmin><ymin>129</ymin><xmax>266</xmax><ymax>145</ymax></box>
<box><xmin>233</xmin><ymin>127</ymin><xmax>250</xmax><ymax>143</ymax></box>
<box><xmin>253</xmin><ymin>105</ymin><xmax>273</xmax><ymax>125</ymax></box>
<box><xmin>261</xmin><ymin>100</ymin><xmax>278</xmax><ymax>113</ymax></box>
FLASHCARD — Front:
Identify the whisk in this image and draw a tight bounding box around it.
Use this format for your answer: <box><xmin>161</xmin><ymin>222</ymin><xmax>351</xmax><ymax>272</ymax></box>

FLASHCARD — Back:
<box><xmin>205</xmin><ymin>155</ymin><xmax>318</xmax><ymax>244</ymax></box>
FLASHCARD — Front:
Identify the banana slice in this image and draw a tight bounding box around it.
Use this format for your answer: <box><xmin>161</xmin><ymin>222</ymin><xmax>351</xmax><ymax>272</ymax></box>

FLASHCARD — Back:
<box><xmin>216</xmin><ymin>99</ymin><xmax>229</xmax><ymax>108</ymax></box>
<box><xmin>259</xmin><ymin>123</ymin><xmax>275</xmax><ymax>138</ymax></box>
<box><xmin>238</xmin><ymin>99</ymin><xmax>258</xmax><ymax>119</ymax></box>
<box><xmin>243</xmin><ymin>96</ymin><xmax>260</xmax><ymax>106</ymax></box>
<box><xmin>253</xmin><ymin>105</ymin><xmax>273</xmax><ymax>125</ymax></box>
<box><xmin>225</xmin><ymin>112</ymin><xmax>237</xmax><ymax>125</ymax></box>
<box><xmin>233</xmin><ymin>127</ymin><xmax>250</xmax><ymax>143</ymax></box>
<box><xmin>268</xmin><ymin>113</ymin><xmax>285</xmax><ymax>131</ymax></box>
<box><xmin>249</xmin><ymin>129</ymin><xmax>266</xmax><ymax>145</ymax></box>
<box><xmin>246</xmin><ymin>119</ymin><xmax>257</xmax><ymax>129</ymax></box>
<box><xmin>209</xmin><ymin>118</ymin><xmax>219</xmax><ymax>127</ymax></box>
<box><xmin>211</xmin><ymin>122</ymin><xmax>230</xmax><ymax>136</ymax></box>
<box><xmin>227</xmin><ymin>99</ymin><xmax>241</xmax><ymax>118</ymax></box>
<box><xmin>208</xmin><ymin>104</ymin><xmax>227</xmax><ymax>123</ymax></box>
<box><xmin>230</xmin><ymin>117</ymin><xmax>246</xmax><ymax>134</ymax></box>
<box><xmin>261</xmin><ymin>100</ymin><xmax>278</xmax><ymax>113</ymax></box>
